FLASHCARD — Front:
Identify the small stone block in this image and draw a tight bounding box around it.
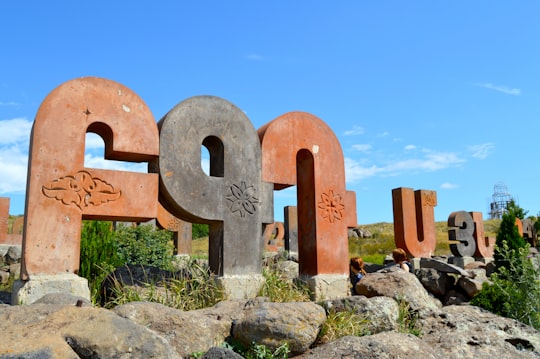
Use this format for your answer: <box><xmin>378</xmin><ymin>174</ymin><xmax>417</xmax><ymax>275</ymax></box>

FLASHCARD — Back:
<box><xmin>448</xmin><ymin>256</ymin><xmax>475</xmax><ymax>269</ymax></box>
<box><xmin>12</xmin><ymin>273</ymin><xmax>91</xmax><ymax>305</ymax></box>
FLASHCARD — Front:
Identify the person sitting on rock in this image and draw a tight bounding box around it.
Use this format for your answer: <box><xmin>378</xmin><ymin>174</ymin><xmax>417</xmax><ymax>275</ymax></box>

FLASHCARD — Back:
<box><xmin>392</xmin><ymin>248</ymin><xmax>412</xmax><ymax>272</ymax></box>
<box><xmin>349</xmin><ymin>257</ymin><xmax>367</xmax><ymax>295</ymax></box>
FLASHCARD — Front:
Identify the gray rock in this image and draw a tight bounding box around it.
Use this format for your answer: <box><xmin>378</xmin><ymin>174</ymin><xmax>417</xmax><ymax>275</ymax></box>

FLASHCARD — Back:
<box><xmin>32</xmin><ymin>293</ymin><xmax>92</xmax><ymax>307</ymax></box>
<box><xmin>0</xmin><ymin>304</ymin><xmax>180</xmax><ymax>358</ymax></box>
<box><xmin>297</xmin><ymin>333</ymin><xmax>443</xmax><ymax>359</ymax></box>
<box><xmin>5</xmin><ymin>246</ymin><xmax>21</xmax><ymax>265</ymax></box>
<box><xmin>232</xmin><ymin>301</ymin><xmax>326</xmax><ymax>355</ymax></box>
<box><xmin>322</xmin><ymin>295</ymin><xmax>399</xmax><ymax>333</ymax></box>
<box><xmin>201</xmin><ymin>346</ymin><xmax>244</xmax><ymax>359</ymax></box>
<box><xmin>420</xmin><ymin>305</ymin><xmax>540</xmax><ymax>358</ymax></box>
<box><xmin>113</xmin><ymin>301</ymin><xmax>231</xmax><ymax>358</ymax></box>
<box><xmin>420</xmin><ymin>257</ymin><xmax>470</xmax><ymax>276</ymax></box>
<box><xmin>416</xmin><ymin>267</ymin><xmax>456</xmax><ymax>297</ymax></box>
<box><xmin>458</xmin><ymin>276</ymin><xmax>486</xmax><ymax>298</ymax></box>
<box><xmin>356</xmin><ymin>270</ymin><xmax>441</xmax><ymax>315</ymax></box>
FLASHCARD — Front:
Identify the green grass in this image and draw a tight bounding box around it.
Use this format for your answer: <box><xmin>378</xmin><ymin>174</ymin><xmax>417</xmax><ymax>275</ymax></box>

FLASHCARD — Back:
<box><xmin>316</xmin><ymin>308</ymin><xmax>370</xmax><ymax>345</ymax></box>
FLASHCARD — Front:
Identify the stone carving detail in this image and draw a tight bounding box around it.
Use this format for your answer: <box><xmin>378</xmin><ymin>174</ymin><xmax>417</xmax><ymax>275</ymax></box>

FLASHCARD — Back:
<box><xmin>226</xmin><ymin>181</ymin><xmax>259</xmax><ymax>218</ymax></box>
<box><xmin>318</xmin><ymin>190</ymin><xmax>344</xmax><ymax>223</ymax></box>
<box><xmin>42</xmin><ymin>170</ymin><xmax>121</xmax><ymax>210</ymax></box>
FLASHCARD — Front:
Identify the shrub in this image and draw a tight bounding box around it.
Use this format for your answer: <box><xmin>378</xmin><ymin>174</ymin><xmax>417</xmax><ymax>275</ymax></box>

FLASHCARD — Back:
<box><xmin>471</xmin><ymin>242</ymin><xmax>540</xmax><ymax>330</ymax></box>
<box><xmin>114</xmin><ymin>224</ymin><xmax>175</xmax><ymax>270</ymax></box>
<box><xmin>192</xmin><ymin>223</ymin><xmax>209</xmax><ymax>239</ymax></box>
<box><xmin>80</xmin><ymin>221</ymin><xmax>124</xmax><ymax>301</ymax></box>
<box><xmin>495</xmin><ymin>212</ymin><xmax>527</xmax><ymax>279</ymax></box>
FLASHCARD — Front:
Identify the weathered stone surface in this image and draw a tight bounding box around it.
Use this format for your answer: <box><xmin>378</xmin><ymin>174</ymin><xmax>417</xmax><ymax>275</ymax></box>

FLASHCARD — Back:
<box><xmin>201</xmin><ymin>346</ymin><xmax>244</xmax><ymax>359</ymax></box>
<box><xmin>297</xmin><ymin>333</ymin><xmax>443</xmax><ymax>359</ymax></box>
<box><xmin>322</xmin><ymin>295</ymin><xmax>400</xmax><ymax>333</ymax></box>
<box><xmin>12</xmin><ymin>273</ymin><xmax>90</xmax><ymax>305</ymax></box>
<box><xmin>156</xmin><ymin>96</ymin><xmax>273</xmax><ymax>298</ymax></box>
<box><xmin>5</xmin><ymin>245</ymin><xmax>21</xmax><ymax>265</ymax></box>
<box><xmin>284</xmin><ymin>205</ymin><xmax>298</xmax><ymax>254</ymax></box>
<box><xmin>232</xmin><ymin>301</ymin><xmax>326</xmax><ymax>355</ymax></box>
<box><xmin>392</xmin><ymin>187</ymin><xmax>437</xmax><ymax>258</ymax></box>
<box><xmin>420</xmin><ymin>257</ymin><xmax>470</xmax><ymax>276</ymax></box>
<box><xmin>448</xmin><ymin>210</ymin><xmax>477</xmax><ymax>257</ymax></box>
<box><xmin>21</xmin><ymin>77</ymin><xmax>160</xmax><ymax>281</ymax></box>
<box><xmin>258</xmin><ymin>112</ymin><xmax>354</xmax><ymax>285</ymax></box>
<box><xmin>114</xmin><ymin>301</ymin><xmax>231</xmax><ymax>358</ymax></box>
<box><xmin>0</xmin><ymin>304</ymin><xmax>179</xmax><ymax>358</ymax></box>
<box><xmin>458</xmin><ymin>276</ymin><xmax>486</xmax><ymax>298</ymax></box>
<box><xmin>471</xmin><ymin>211</ymin><xmax>496</xmax><ymax>258</ymax></box>
<box><xmin>416</xmin><ymin>268</ymin><xmax>456</xmax><ymax>297</ymax></box>
<box><xmin>356</xmin><ymin>270</ymin><xmax>441</xmax><ymax>314</ymax></box>
<box><xmin>0</xmin><ymin>198</ymin><xmax>8</xmax><ymax>245</ymax></box>
<box><xmin>420</xmin><ymin>305</ymin><xmax>540</xmax><ymax>358</ymax></box>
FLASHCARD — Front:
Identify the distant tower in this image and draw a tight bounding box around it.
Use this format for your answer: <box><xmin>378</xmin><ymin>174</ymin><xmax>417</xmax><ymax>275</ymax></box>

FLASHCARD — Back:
<box><xmin>489</xmin><ymin>182</ymin><xmax>513</xmax><ymax>219</ymax></box>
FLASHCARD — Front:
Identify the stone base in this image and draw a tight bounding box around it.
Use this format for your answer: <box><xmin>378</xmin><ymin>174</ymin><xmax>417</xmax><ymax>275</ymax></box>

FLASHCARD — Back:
<box><xmin>475</xmin><ymin>257</ymin><xmax>494</xmax><ymax>264</ymax></box>
<box><xmin>448</xmin><ymin>256</ymin><xmax>475</xmax><ymax>268</ymax></box>
<box><xmin>301</xmin><ymin>274</ymin><xmax>349</xmax><ymax>301</ymax></box>
<box><xmin>215</xmin><ymin>274</ymin><xmax>264</xmax><ymax>300</ymax></box>
<box><xmin>410</xmin><ymin>257</ymin><xmax>421</xmax><ymax>270</ymax></box>
<box><xmin>12</xmin><ymin>273</ymin><xmax>90</xmax><ymax>305</ymax></box>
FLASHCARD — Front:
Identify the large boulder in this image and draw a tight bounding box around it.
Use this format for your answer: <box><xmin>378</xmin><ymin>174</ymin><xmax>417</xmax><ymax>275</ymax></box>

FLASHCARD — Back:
<box><xmin>322</xmin><ymin>295</ymin><xmax>400</xmax><ymax>333</ymax></box>
<box><xmin>419</xmin><ymin>305</ymin><xmax>540</xmax><ymax>358</ymax></box>
<box><xmin>232</xmin><ymin>300</ymin><xmax>326</xmax><ymax>355</ymax></box>
<box><xmin>113</xmin><ymin>301</ymin><xmax>233</xmax><ymax>358</ymax></box>
<box><xmin>0</xmin><ymin>304</ymin><xmax>180</xmax><ymax>358</ymax></box>
<box><xmin>297</xmin><ymin>332</ymin><xmax>443</xmax><ymax>359</ymax></box>
<box><xmin>356</xmin><ymin>269</ymin><xmax>441</xmax><ymax>315</ymax></box>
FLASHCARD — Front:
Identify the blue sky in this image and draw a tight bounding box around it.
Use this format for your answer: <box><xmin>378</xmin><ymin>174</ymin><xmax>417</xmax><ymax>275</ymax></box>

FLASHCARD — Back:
<box><xmin>1</xmin><ymin>1</ymin><xmax>539</xmax><ymax>224</ymax></box>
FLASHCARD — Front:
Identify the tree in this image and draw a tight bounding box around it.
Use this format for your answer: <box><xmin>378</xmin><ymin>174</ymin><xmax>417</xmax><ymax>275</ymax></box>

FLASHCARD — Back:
<box><xmin>494</xmin><ymin>211</ymin><xmax>526</xmax><ymax>279</ymax></box>
<box><xmin>505</xmin><ymin>199</ymin><xmax>528</xmax><ymax>220</ymax></box>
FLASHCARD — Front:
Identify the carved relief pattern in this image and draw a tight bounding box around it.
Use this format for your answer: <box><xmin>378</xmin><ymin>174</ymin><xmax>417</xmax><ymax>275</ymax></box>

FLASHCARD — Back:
<box><xmin>226</xmin><ymin>181</ymin><xmax>259</xmax><ymax>218</ymax></box>
<box><xmin>421</xmin><ymin>191</ymin><xmax>437</xmax><ymax>207</ymax></box>
<box><xmin>166</xmin><ymin>219</ymin><xmax>180</xmax><ymax>232</ymax></box>
<box><xmin>42</xmin><ymin>170</ymin><xmax>121</xmax><ymax>210</ymax></box>
<box><xmin>318</xmin><ymin>189</ymin><xmax>345</xmax><ymax>223</ymax></box>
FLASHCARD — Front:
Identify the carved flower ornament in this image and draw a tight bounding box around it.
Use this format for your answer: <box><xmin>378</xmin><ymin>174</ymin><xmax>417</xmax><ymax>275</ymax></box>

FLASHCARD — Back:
<box><xmin>42</xmin><ymin>170</ymin><xmax>121</xmax><ymax>210</ymax></box>
<box><xmin>226</xmin><ymin>181</ymin><xmax>259</xmax><ymax>218</ymax></box>
<box><xmin>318</xmin><ymin>189</ymin><xmax>345</xmax><ymax>223</ymax></box>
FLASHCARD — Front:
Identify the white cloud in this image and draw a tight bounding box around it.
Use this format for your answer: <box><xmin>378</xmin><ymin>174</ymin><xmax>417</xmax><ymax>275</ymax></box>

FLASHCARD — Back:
<box><xmin>468</xmin><ymin>143</ymin><xmax>495</xmax><ymax>160</ymax></box>
<box><xmin>0</xmin><ymin>118</ymin><xmax>32</xmax><ymax>145</ymax></box>
<box><xmin>84</xmin><ymin>153</ymin><xmax>148</xmax><ymax>172</ymax></box>
<box><xmin>344</xmin><ymin>157</ymin><xmax>382</xmax><ymax>182</ymax></box>
<box><xmin>440</xmin><ymin>182</ymin><xmax>459</xmax><ymax>189</ymax></box>
<box><xmin>344</xmin><ymin>126</ymin><xmax>364</xmax><ymax>136</ymax></box>
<box><xmin>85</xmin><ymin>133</ymin><xmax>107</xmax><ymax>150</ymax></box>
<box><xmin>0</xmin><ymin>145</ymin><xmax>29</xmax><ymax>193</ymax></box>
<box><xmin>404</xmin><ymin>144</ymin><xmax>416</xmax><ymax>150</ymax></box>
<box><xmin>477</xmin><ymin>83</ymin><xmax>521</xmax><ymax>96</ymax></box>
<box><xmin>352</xmin><ymin>144</ymin><xmax>372</xmax><ymax>152</ymax></box>
<box><xmin>0</xmin><ymin>101</ymin><xmax>20</xmax><ymax>106</ymax></box>
<box><xmin>377</xmin><ymin>131</ymin><xmax>389</xmax><ymax>138</ymax></box>
<box><xmin>344</xmin><ymin>149</ymin><xmax>466</xmax><ymax>183</ymax></box>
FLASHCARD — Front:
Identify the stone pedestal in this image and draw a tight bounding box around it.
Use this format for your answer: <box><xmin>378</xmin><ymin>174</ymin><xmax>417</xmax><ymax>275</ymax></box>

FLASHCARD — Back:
<box><xmin>301</xmin><ymin>274</ymin><xmax>349</xmax><ymax>301</ymax></box>
<box><xmin>215</xmin><ymin>274</ymin><xmax>265</xmax><ymax>300</ymax></box>
<box><xmin>448</xmin><ymin>256</ymin><xmax>475</xmax><ymax>268</ymax></box>
<box><xmin>410</xmin><ymin>257</ymin><xmax>421</xmax><ymax>270</ymax></box>
<box><xmin>12</xmin><ymin>273</ymin><xmax>90</xmax><ymax>305</ymax></box>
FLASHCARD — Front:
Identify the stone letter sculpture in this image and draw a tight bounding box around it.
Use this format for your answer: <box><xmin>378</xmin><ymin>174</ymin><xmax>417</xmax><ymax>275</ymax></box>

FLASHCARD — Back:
<box><xmin>155</xmin><ymin>96</ymin><xmax>273</xmax><ymax>299</ymax></box>
<box><xmin>258</xmin><ymin>112</ymin><xmax>357</xmax><ymax>300</ymax></box>
<box><xmin>447</xmin><ymin>211</ymin><xmax>476</xmax><ymax>257</ymax></box>
<box><xmin>392</xmin><ymin>187</ymin><xmax>437</xmax><ymax>258</ymax></box>
<box><xmin>15</xmin><ymin>77</ymin><xmax>160</xmax><ymax>304</ymax></box>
